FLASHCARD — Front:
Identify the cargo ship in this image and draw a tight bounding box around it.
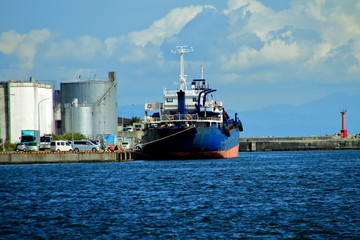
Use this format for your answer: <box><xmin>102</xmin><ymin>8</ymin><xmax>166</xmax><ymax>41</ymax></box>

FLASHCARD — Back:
<box><xmin>135</xmin><ymin>46</ymin><xmax>243</xmax><ymax>160</ymax></box>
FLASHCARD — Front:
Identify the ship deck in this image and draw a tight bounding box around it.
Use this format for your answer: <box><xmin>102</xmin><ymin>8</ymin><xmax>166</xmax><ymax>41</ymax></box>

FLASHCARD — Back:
<box><xmin>144</xmin><ymin>113</ymin><xmax>222</xmax><ymax>125</ymax></box>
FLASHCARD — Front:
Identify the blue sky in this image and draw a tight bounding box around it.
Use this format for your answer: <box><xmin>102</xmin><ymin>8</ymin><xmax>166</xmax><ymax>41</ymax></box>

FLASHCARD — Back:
<box><xmin>1</xmin><ymin>0</ymin><xmax>360</xmax><ymax>120</ymax></box>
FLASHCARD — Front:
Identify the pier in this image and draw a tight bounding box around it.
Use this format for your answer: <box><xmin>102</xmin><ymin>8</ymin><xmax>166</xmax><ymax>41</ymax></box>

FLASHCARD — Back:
<box><xmin>0</xmin><ymin>151</ymin><xmax>134</xmax><ymax>165</ymax></box>
<box><xmin>239</xmin><ymin>136</ymin><xmax>360</xmax><ymax>152</ymax></box>
<box><xmin>1</xmin><ymin>136</ymin><xmax>360</xmax><ymax>165</ymax></box>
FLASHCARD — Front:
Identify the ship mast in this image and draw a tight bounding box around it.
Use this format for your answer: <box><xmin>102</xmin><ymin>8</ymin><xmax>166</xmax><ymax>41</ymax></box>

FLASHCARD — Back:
<box><xmin>200</xmin><ymin>65</ymin><xmax>204</xmax><ymax>79</ymax></box>
<box><xmin>171</xmin><ymin>46</ymin><xmax>193</xmax><ymax>91</ymax></box>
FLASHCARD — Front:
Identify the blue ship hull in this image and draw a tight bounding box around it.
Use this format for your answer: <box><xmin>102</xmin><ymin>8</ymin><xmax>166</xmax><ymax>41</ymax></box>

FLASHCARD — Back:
<box><xmin>135</xmin><ymin>125</ymin><xmax>240</xmax><ymax>160</ymax></box>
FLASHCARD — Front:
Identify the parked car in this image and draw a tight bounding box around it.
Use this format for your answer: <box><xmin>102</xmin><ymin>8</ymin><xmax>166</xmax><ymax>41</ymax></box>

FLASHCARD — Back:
<box><xmin>90</xmin><ymin>140</ymin><xmax>100</xmax><ymax>146</ymax></box>
<box><xmin>50</xmin><ymin>141</ymin><xmax>73</xmax><ymax>152</ymax></box>
<box><xmin>71</xmin><ymin>140</ymin><xmax>100</xmax><ymax>152</ymax></box>
<box><xmin>121</xmin><ymin>142</ymin><xmax>131</xmax><ymax>150</ymax></box>
<box><xmin>16</xmin><ymin>142</ymin><xmax>27</xmax><ymax>152</ymax></box>
<box><xmin>26</xmin><ymin>142</ymin><xmax>39</xmax><ymax>152</ymax></box>
<box><xmin>124</xmin><ymin>127</ymin><xmax>134</xmax><ymax>132</ymax></box>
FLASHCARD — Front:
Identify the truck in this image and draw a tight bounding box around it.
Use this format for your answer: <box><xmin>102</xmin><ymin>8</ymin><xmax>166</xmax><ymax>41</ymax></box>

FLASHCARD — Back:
<box><xmin>102</xmin><ymin>135</ymin><xmax>117</xmax><ymax>150</ymax></box>
<box><xmin>39</xmin><ymin>135</ymin><xmax>53</xmax><ymax>151</ymax></box>
<box><xmin>20</xmin><ymin>130</ymin><xmax>40</xmax><ymax>146</ymax></box>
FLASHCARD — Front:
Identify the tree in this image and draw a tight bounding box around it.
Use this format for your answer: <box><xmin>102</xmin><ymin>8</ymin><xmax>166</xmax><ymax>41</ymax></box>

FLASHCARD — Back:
<box><xmin>132</xmin><ymin>116</ymin><xmax>141</xmax><ymax>123</ymax></box>
<box><xmin>58</xmin><ymin>133</ymin><xmax>86</xmax><ymax>141</ymax></box>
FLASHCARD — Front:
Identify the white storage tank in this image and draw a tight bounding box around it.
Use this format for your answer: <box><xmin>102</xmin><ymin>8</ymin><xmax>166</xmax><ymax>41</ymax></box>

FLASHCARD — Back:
<box><xmin>0</xmin><ymin>81</ymin><xmax>54</xmax><ymax>143</ymax></box>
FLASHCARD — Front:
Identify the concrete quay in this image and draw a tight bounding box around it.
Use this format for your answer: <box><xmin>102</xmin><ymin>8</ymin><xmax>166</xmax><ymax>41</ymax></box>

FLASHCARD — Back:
<box><xmin>239</xmin><ymin>136</ymin><xmax>360</xmax><ymax>152</ymax></box>
<box><xmin>0</xmin><ymin>151</ymin><xmax>134</xmax><ymax>165</ymax></box>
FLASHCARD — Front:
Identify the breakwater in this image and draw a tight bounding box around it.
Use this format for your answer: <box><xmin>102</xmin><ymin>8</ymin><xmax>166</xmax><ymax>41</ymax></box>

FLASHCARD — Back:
<box><xmin>0</xmin><ymin>151</ymin><xmax>134</xmax><ymax>165</ymax></box>
<box><xmin>240</xmin><ymin>136</ymin><xmax>360</xmax><ymax>152</ymax></box>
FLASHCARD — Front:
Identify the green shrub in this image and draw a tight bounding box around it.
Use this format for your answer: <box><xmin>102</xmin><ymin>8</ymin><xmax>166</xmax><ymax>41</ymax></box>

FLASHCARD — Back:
<box><xmin>58</xmin><ymin>133</ymin><xmax>87</xmax><ymax>141</ymax></box>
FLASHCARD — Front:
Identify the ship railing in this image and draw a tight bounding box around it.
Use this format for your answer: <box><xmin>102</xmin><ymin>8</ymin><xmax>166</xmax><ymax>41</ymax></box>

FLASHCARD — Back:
<box><xmin>144</xmin><ymin>114</ymin><xmax>221</xmax><ymax>123</ymax></box>
<box><xmin>160</xmin><ymin>114</ymin><xmax>198</xmax><ymax>122</ymax></box>
<box><xmin>163</xmin><ymin>104</ymin><xmax>197</xmax><ymax>109</ymax></box>
<box><xmin>197</xmin><ymin>117</ymin><xmax>222</xmax><ymax>122</ymax></box>
<box><xmin>62</xmin><ymin>77</ymin><xmax>109</xmax><ymax>82</ymax></box>
<box><xmin>163</xmin><ymin>89</ymin><xmax>201</xmax><ymax>96</ymax></box>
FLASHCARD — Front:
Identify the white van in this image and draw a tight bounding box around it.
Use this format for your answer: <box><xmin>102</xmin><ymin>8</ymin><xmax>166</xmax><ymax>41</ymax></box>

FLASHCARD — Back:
<box><xmin>71</xmin><ymin>140</ymin><xmax>100</xmax><ymax>152</ymax></box>
<box><xmin>124</xmin><ymin>127</ymin><xmax>134</xmax><ymax>132</ymax></box>
<box><xmin>121</xmin><ymin>142</ymin><xmax>131</xmax><ymax>150</ymax></box>
<box><xmin>50</xmin><ymin>141</ymin><xmax>72</xmax><ymax>152</ymax></box>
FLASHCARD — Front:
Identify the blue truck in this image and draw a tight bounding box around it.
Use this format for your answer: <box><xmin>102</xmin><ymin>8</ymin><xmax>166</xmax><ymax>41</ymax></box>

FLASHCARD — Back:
<box><xmin>19</xmin><ymin>130</ymin><xmax>40</xmax><ymax>152</ymax></box>
<box><xmin>21</xmin><ymin>130</ymin><xmax>40</xmax><ymax>145</ymax></box>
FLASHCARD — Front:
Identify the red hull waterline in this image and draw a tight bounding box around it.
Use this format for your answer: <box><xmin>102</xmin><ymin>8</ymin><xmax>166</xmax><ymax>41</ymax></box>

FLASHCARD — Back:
<box><xmin>171</xmin><ymin>144</ymin><xmax>239</xmax><ymax>159</ymax></box>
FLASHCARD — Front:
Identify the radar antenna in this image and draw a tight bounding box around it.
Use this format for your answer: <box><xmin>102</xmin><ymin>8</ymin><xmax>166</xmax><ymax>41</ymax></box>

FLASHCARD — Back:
<box><xmin>170</xmin><ymin>46</ymin><xmax>193</xmax><ymax>91</ymax></box>
<box><xmin>200</xmin><ymin>65</ymin><xmax>204</xmax><ymax>79</ymax></box>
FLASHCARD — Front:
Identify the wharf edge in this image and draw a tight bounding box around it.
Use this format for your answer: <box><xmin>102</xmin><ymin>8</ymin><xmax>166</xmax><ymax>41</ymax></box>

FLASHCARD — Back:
<box><xmin>0</xmin><ymin>151</ymin><xmax>134</xmax><ymax>165</ymax></box>
<box><xmin>239</xmin><ymin>136</ymin><xmax>360</xmax><ymax>152</ymax></box>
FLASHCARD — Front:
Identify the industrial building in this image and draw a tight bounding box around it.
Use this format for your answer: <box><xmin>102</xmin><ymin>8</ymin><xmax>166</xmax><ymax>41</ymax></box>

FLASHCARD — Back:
<box><xmin>0</xmin><ymin>72</ymin><xmax>118</xmax><ymax>145</ymax></box>
<box><xmin>0</xmin><ymin>79</ymin><xmax>54</xmax><ymax>143</ymax></box>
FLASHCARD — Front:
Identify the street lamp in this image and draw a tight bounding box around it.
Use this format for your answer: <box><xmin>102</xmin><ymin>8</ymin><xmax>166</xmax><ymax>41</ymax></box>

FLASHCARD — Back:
<box><xmin>71</xmin><ymin>104</ymin><xmax>74</xmax><ymax>142</ymax></box>
<box><xmin>38</xmin><ymin>98</ymin><xmax>51</xmax><ymax>134</ymax></box>
<box><xmin>71</xmin><ymin>98</ymin><xmax>78</xmax><ymax>142</ymax></box>
<box><xmin>121</xmin><ymin>104</ymin><xmax>135</xmax><ymax>141</ymax></box>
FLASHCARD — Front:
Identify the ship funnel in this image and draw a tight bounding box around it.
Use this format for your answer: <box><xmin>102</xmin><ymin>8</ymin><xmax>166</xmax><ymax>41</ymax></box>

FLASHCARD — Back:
<box><xmin>177</xmin><ymin>90</ymin><xmax>186</xmax><ymax>114</ymax></box>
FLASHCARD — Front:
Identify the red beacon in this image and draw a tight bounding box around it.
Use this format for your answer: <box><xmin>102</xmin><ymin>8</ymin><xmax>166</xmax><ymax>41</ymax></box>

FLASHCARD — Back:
<box><xmin>340</xmin><ymin>110</ymin><xmax>348</xmax><ymax>138</ymax></box>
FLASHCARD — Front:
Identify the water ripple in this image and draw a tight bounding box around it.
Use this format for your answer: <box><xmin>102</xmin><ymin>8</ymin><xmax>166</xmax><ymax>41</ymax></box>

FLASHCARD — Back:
<box><xmin>1</xmin><ymin>150</ymin><xmax>359</xmax><ymax>239</ymax></box>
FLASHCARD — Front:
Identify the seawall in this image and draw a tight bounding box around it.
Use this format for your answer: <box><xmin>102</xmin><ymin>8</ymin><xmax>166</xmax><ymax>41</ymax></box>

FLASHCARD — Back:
<box><xmin>239</xmin><ymin>136</ymin><xmax>360</xmax><ymax>152</ymax></box>
<box><xmin>0</xmin><ymin>151</ymin><xmax>134</xmax><ymax>165</ymax></box>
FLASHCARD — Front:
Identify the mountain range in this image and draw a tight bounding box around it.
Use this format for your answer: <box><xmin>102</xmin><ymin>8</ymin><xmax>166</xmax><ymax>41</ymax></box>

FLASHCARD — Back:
<box><xmin>119</xmin><ymin>92</ymin><xmax>360</xmax><ymax>137</ymax></box>
<box><xmin>234</xmin><ymin>92</ymin><xmax>360</xmax><ymax>137</ymax></box>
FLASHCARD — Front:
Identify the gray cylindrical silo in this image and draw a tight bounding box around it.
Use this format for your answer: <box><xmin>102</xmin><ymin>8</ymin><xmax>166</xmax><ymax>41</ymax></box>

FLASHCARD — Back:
<box><xmin>63</xmin><ymin>104</ymin><xmax>93</xmax><ymax>138</ymax></box>
<box><xmin>60</xmin><ymin>73</ymin><xmax>118</xmax><ymax>139</ymax></box>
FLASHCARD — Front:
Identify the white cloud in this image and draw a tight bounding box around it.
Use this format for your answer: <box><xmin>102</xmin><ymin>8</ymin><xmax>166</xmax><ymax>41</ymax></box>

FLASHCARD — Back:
<box><xmin>129</xmin><ymin>5</ymin><xmax>215</xmax><ymax>48</ymax></box>
<box><xmin>0</xmin><ymin>29</ymin><xmax>51</xmax><ymax>69</ymax></box>
<box><xmin>225</xmin><ymin>0</ymin><xmax>270</xmax><ymax>15</ymax></box>
<box><xmin>0</xmin><ymin>30</ymin><xmax>23</xmax><ymax>55</ymax></box>
<box><xmin>221</xmin><ymin>39</ymin><xmax>300</xmax><ymax>71</ymax></box>
<box><xmin>1</xmin><ymin>0</ymin><xmax>359</xmax><ymax>88</ymax></box>
<box><xmin>225</xmin><ymin>0</ymin><xmax>280</xmax><ymax>41</ymax></box>
<box><xmin>221</xmin><ymin>40</ymin><xmax>300</xmax><ymax>69</ymax></box>
<box><xmin>304</xmin><ymin>42</ymin><xmax>333</xmax><ymax>67</ymax></box>
<box><xmin>292</xmin><ymin>0</ymin><xmax>360</xmax><ymax>45</ymax></box>
<box><xmin>45</xmin><ymin>35</ymin><xmax>103</xmax><ymax>61</ymax></box>
<box><xmin>220</xmin><ymin>0</ymin><xmax>360</xmax><ymax>83</ymax></box>
<box><xmin>349</xmin><ymin>39</ymin><xmax>360</xmax><ymax>74</ymax></box>
<box><xmin>104</xmin><ymin>36</ymin><xmax>122</xmax><ymax>57</ymax></box>
<box><xmin>1</xmin><ymin>4</ymin><xmax>216</xmax><ymax>73</ymax></box>
<box><xmin>119</xmin><ymin>45</ymin><xmax>149</xmax><ymax>63</ymax></box>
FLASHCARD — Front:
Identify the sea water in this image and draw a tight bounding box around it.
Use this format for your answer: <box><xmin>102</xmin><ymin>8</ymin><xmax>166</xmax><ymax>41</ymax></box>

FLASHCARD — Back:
<box><xmin>1</xmin><ymin>150</ymin><xmax>359</xmax><ymax>239</ymax></box>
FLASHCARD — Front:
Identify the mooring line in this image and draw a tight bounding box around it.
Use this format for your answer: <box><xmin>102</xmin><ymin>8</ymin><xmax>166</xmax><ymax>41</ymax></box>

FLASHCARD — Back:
<box><xmin>141</xmin><ymin>127</ymin><xmax>194</xmax><ymax>146</ymax></box>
